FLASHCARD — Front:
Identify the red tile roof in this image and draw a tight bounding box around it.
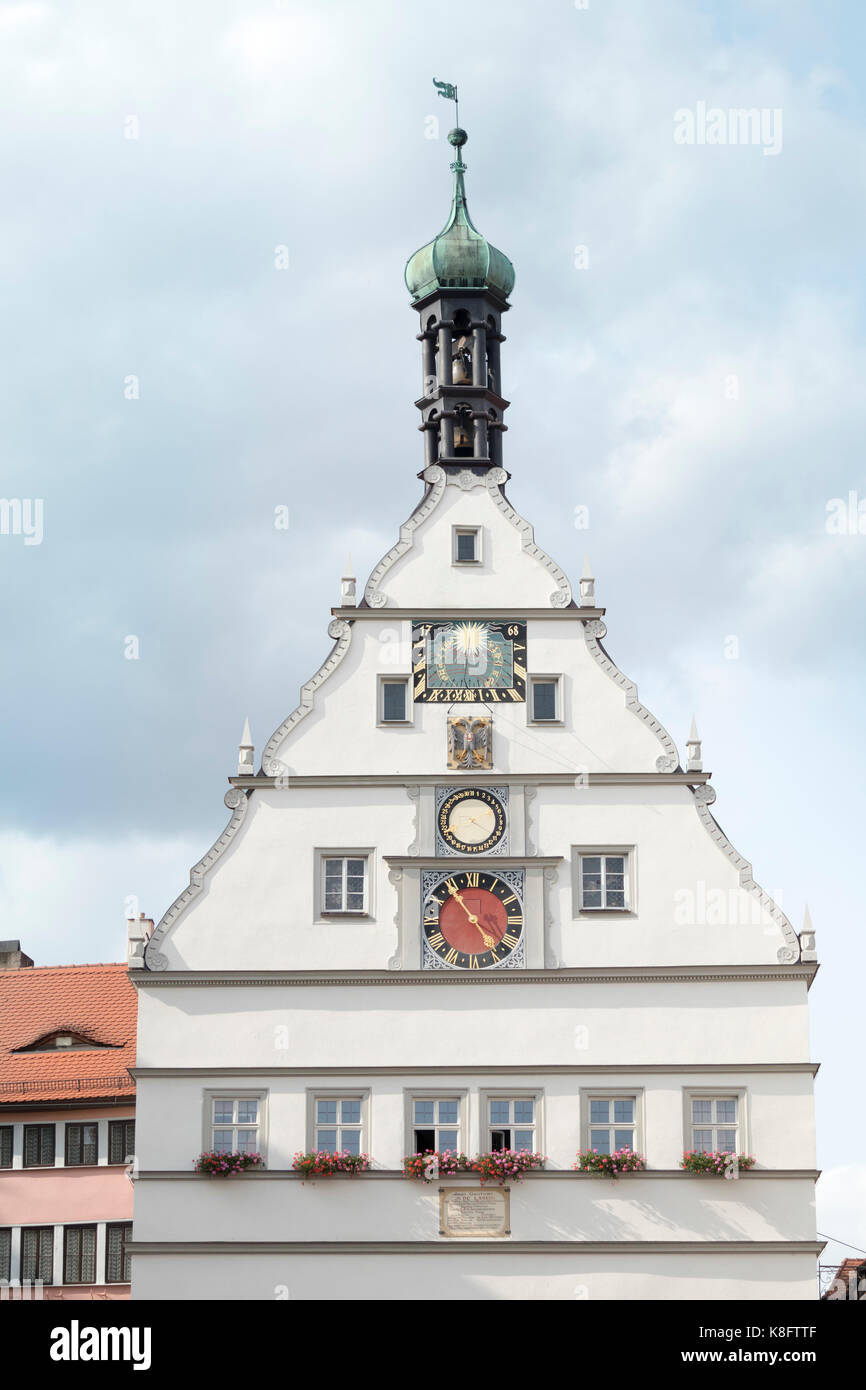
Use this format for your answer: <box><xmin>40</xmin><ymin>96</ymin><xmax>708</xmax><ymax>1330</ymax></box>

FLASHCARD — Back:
<box><xmin>0</xmin><ymin>964</ymin><xmax>136</xmax><ymax>1104</ymax></box>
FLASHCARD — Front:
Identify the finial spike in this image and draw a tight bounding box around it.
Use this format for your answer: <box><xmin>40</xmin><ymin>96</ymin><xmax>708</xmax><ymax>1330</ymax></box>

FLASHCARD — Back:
<box><xmin>686</xmin><ymin>716</ymin><xmax>702</xmax><ymax>772</ymax></box>
<box><xmin>341</xmin><ymin>556</ymin><xmax>357</xmax><ymax>608</ymax></box>
<box><xmin>800</xmin><ymin>903</ymin><xmax>817</xmax><ymax>961</ymax></box>
<box><xmin>238</xmin><ymin>717</ymin><xmax>254</xmax><ymax>776</ymax></box>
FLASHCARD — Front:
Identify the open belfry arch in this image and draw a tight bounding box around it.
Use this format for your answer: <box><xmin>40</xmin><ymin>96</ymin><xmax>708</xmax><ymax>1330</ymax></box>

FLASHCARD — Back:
<box><xmin>129</xmin><ymin>85</ymin><xmax>820</xmax><ymax>1302</ymax></box>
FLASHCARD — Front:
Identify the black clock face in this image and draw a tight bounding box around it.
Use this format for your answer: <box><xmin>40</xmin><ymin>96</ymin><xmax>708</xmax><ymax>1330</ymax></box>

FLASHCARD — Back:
<box><xmin>412</xmin><ymin>620</ymin><xmax>526</xmax><ymax>703</ymax></box>
<box><xmin>423</xmin><ymin>870</ymin><xmax>524</xmax><ymax>970</ymax></box>
<box><xmin>438</xmin><ymin>787</ymin><xmax>506</xmax><ymax>855</ymax></box>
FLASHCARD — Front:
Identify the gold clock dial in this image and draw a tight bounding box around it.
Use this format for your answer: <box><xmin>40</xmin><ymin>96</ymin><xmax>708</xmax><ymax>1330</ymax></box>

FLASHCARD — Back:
<box><xmin>437</xmin><ymin>787</ymin><xmax>506</xmax><ymax>855</ymax></box>
<box><xmin>447</xmin><ymin>798</ymin><xmax>496</xmax><ymax>845</ymax></box>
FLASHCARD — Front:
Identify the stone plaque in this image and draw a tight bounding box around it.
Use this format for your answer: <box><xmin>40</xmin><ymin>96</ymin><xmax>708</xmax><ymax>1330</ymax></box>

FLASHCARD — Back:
<box><xmin>439</xmin><ymin>1186</ymin><xmax>511</xmax><ymax>1238</ymax></box>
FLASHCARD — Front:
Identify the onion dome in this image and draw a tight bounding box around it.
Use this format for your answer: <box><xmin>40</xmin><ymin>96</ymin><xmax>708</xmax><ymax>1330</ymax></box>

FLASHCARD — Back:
<box><xmin>405</xmin><ymin>128</ymin><xmax>515</xmax><ymax>303</ymax></box>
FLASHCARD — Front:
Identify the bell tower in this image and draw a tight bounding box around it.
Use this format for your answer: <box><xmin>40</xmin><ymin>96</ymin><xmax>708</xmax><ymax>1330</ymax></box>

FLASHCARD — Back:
<box><xmin>405</xmin><ymin>122</ymin><xmax>515</xmax><ymax>472</ymax></box>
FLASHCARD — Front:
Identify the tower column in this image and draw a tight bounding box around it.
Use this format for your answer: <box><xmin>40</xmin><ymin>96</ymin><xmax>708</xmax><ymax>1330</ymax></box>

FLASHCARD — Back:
<box><xmin>437</xmin><ymin>322</ymin><xmax>453</xmax><ymax>385</ymax></box>
<box><xmin>471</xmin><ymin>323</ymin><xmax>487</xmax><ymax>386</ymax></box>
<box><xmin>473</xmin><ymin>410</ymin><xmax>489</xmax><ymax>460</ymax></box>
<box><xmin>420</xmin><ymin>333</ymin><xmax>435</xmax><ymax>393</ymax></box>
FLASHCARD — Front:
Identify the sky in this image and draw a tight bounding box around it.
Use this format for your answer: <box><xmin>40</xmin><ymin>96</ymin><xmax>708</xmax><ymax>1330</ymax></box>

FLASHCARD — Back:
<box><xmin>1</xmin><ymin>0</ymin><xmax>864</xmax><ymax>1281</ymax></box>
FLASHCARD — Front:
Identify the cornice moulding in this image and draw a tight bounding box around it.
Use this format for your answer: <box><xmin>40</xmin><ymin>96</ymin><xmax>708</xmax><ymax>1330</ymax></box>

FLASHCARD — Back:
<box><xmin>227</xmin><ymin>772</ymin><xmax>712</xmax><ymax>788</ymax></box>
<box><xmin>127</xmin><ymin>1239</ymin><xmax>825</xmax><ymax>1256</ymax></box>
<box><xmin>332</xmin><ymin>607</ymin><xmax>606</xmax><ymax>620</ymax></box>
<box><xmin>131</xmin><ymin>964</ymin><xmax>819</xmax><ymax>987</ymax></box>
<box><xmin>130</xmin><ymin>1062</ymin><xmax>820</xmax><ymax>1077</ymax></box>
<box><xmin>134</xmin><ymin>1168</ymin><xmax>820</xmax><ymax>1182</ymax></box>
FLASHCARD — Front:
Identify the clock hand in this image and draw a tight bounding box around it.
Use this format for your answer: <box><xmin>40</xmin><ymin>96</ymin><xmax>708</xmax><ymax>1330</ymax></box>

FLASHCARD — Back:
<box><xmin>444</xmin><ymin>883</ymin><xmax>497</xmax><ymax>950</ymax></box>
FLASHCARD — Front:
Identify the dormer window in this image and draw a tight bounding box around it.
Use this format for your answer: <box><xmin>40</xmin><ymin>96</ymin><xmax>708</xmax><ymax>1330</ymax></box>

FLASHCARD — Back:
<box><xmin>14</xmin><ymin>1031</ymin><xmax>111</xmax><ymax>1053</ymax></box>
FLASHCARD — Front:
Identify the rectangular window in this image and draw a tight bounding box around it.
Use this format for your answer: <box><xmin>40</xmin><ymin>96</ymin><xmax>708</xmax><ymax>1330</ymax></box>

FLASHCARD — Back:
<box><xmin>690</xmin><ymin>1096</ymin><xmax>739</xmax><ymax>1153</ymax></box>
<box><xmin>579</xmin><ymin>853</ymin><xmax>628</xmax><ymax>910</ymax></box>
<box><xmin>65</xmin><ymin>1122</ymin><xmax>98</xmax><ymax>1166</ymax></box>
<box><xmin>322</xmin><ymin>855</ymin><xmax>368</xmax><ymax>914</ymax></box>
<box><xmin>108</xmin><ymin>1119</ymin><xmax>136</xmax><ymax>1165</ymax></box>
<box><xmin>314</xmin><ymin>1096</ymin><xmax>363</xmax><ymax>1155</ymax></box>
<box><xmin>23</xmin><ymin>1124</ymin><xmax>55</xmax><ymax>1167</ymax></box>
<box><xmin>106</xmin><ymin>1223</ymin><xmax>133</xmax><ymax>1284</ymax></box>
<box><xmin>380</xmin><ymin>678</ymin><xmax>410</xmax><ymax>724</ymax></box>
<box><xmin>411</xmin><ymin>1097</ymin><xmax>461</xmax><ymax>1154</ymax></box>
<box><xmin>529</xmin><ymin>676</ymin><xmax>560</xmax><ymax>723</ymax></box>
<box><xmin>453</xmin><ymin>526</ymin><xmax>481</xmax><ymax>564</ymax></box>
<box><xmin>0</xmin><ymin>1126</ymin><xmax>12</xmax><ymax>1168</ymax></box>
<box><xmin>63</xmin><ymin>1225</ymin><xmax>97</xmax><ymax>1284</ymax></box>
<box><xmin>588</xmin><ymin>1097</ymin><xmax>637</xmax><ymax>1154</ymax></box>
<box><xmin>487</xmin><ymin>1097</ymin><xmax>536</xmax><ymax>1153</ymax></box>
<box><xmin>21</xmin><ymin>1227</ymin><xmax>53</xmax><ymax>1284</ymax></box>
<box><xmin>211</xmin><ymin>1097</ymin><xmax>260</xmax><ymax>1154</ymax></box>
<box><xmin>0</xmin><ymin>1229</ymin><xmax>10</xmax><ymax>1283</ymax></box>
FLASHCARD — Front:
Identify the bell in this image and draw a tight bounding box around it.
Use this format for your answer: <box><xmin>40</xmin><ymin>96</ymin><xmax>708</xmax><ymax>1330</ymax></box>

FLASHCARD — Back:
<box><xmin>452</xmin><ymin>355</ymin><xmax>472</xmax><ymax>385</ymax></box>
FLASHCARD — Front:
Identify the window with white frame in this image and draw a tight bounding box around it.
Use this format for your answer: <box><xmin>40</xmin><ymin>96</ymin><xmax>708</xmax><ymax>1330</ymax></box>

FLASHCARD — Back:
<box><xmin>587</xmin><ymin>1097</ymin><xmax>637</xmax><ymax>1154</ymax></box>
<box><xmin>487</xmin><ymin>1096</ymin><xmax>537</xmax><ymax>1153</ymax></box>
<box><xmin>21</xmin><ymin>1226</ymin><xmax>53</xmax><ymax>1284</ymax></box>
<box><xmin>321</xmin><ymin>855</ymin><xmax>369</xmax><ymax>914</ymax></box>
<box><xmin>411</xmin><ymin>1097</ymin><xmax>461</xmax><ymax>1153</ymax></box>
<box><xmin>578</xmin><ymin>852</ymin><xmax>629</xmax><ymax>910</ymax></box>
<box><xmin>211</xmin><ymin>1097</ymin><xmax>260</xmax><ymax>1154</ymax></box>
<box><xmin>452</xmin><ymin>526</ymin><xmax>481</xmax><ymax>564</ymax></box>
<box><xmin>63</xmin><ymin>1225</ymin><xmax>97</xmax><ymax>1284</ymax></box>
<box><xmin>314</xmin><ymin>1096</ymin><xmax>363</xmax><ymax>1155</ymax></box>
<box><xmin>379</xmin><ymin>677</ymin><xmax>411</xmax><ymax>724</ymax></box>
<box><xmin>690</xmin><ymin>1096</ymin><xmax>739</xmax><ymax>1153</ymax></box>
<box><xmin>0</xmin><ymin>1126</ymin><xmax>11</xmax><ymax>1168</ymax></box>
<box><xmin>529</xmin><ymin>676</ymin><xmax>561</xmax><ymax>723</ymax></box>
<box><xmin>0</xmin><ymin>1228</ymin><xmax>10</xmax><ymax>1283</ymax></box>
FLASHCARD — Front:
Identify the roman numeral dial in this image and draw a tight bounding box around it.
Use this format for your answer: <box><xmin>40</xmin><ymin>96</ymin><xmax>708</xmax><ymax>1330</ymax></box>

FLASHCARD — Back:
<box><xmin>422</xmin><ymin>870</ymin><xmax>524</xmax><ymax>970</ymax></box>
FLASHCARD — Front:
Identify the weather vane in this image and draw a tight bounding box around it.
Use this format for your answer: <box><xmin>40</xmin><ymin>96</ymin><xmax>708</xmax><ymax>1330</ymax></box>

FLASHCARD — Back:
<box><xmin>433</xmin><ymin>77</ymin><xmax>459</xmax><ymax>128</ymax></box>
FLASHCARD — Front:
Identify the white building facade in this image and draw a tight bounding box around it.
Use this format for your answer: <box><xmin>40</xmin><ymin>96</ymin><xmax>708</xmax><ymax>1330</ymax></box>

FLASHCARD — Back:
<box><xmin>129</xmin><ymin>124</ymin><xmax>820</xmax><ymax>1301</ymax></box>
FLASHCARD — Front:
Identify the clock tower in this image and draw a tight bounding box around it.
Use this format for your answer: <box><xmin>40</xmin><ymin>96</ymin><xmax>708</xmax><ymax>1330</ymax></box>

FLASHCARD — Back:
<box><xmin>405</xmin><ymin>125</ymin><xmax>513</xmax><ymax>470</ymax></box>
<box><xmin>129</xmin><ymin>101</ymin><xmax>819</xmax><ymax>1303</ymax></box>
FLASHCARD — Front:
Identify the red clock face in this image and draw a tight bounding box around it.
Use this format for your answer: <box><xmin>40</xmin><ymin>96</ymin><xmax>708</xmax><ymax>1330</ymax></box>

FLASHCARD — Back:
<box><xmin>423</xmin><ymin>871</ymin><xmax>524</xmax><ymax>970</ymax></box>
<box><xmin>439</xmin><ymin>888</ymin><xmax>507</xmax><ymax>953</ymax></box>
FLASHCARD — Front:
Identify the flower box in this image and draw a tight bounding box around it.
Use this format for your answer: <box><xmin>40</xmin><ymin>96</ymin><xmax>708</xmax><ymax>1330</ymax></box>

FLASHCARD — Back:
<box><xmin>680</xmin><ymin>1150</ymin><xmax>756</xmax><ymax>1175</ymax></box>
<box><xmin>575</xmin><ymin>1148</ymin><xmax>646</xmax><ymax>1177</ymax></box>
<box><xmin>403</xmin><ymin>1150</ymin><xmax>546</xmax><ymax>1185</ymax></box>
<box><xmin>292</xmin><ymin>1150</ymin><xmax>371</xmax><ymax>1177</ymax></box>
<box><xmin>194</xmin><ymin>1151</ymin><xmax>264</xmax><ymax>1175</ymax></box>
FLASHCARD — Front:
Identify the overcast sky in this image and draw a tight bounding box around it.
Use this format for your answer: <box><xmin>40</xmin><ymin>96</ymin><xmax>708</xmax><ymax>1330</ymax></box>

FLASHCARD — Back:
<box><xmin>1</xmin><ymin>0</ymin><xmax>863</xmax><ymax>1278</ymax></box>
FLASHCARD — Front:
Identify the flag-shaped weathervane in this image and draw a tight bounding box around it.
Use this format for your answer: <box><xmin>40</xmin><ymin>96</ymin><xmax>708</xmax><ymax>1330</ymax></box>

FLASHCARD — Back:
<box><xmin>433</xmin><ymin>78</ymin><xmax>459</xmax><ymax>125</ymax></box>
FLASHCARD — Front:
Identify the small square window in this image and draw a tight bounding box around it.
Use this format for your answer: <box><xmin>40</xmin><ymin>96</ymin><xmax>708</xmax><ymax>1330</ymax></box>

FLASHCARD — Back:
<box><xmin>530</xmin><ymin>677</ymin><xmax>560</xmax><ymax>723</ymax></box>
<box><xmin>577</xmin><ymin>852</ymin><xmax>630</xmax><ymax>911</ymax></box>
<box><xmin>452</xmin><ymin>526</ymin><xmax>481</xmax><ymax>565</ymax></box>
<box><xmin>321</xmin><ymin>855</ymin><xmax>370</xmax><ymax>914</ymax></box>
<box><xmin>379</xmin><ymin>678</ymin><xmax>410</xmax><ymax>724</ymax></box>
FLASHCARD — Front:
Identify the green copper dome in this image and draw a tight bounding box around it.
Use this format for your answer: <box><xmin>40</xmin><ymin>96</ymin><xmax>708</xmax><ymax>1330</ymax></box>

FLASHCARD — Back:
<box><xmin>405</xmin><ymin>129</ymin><xmax>515</xmax><ymax>303</ymax></box>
